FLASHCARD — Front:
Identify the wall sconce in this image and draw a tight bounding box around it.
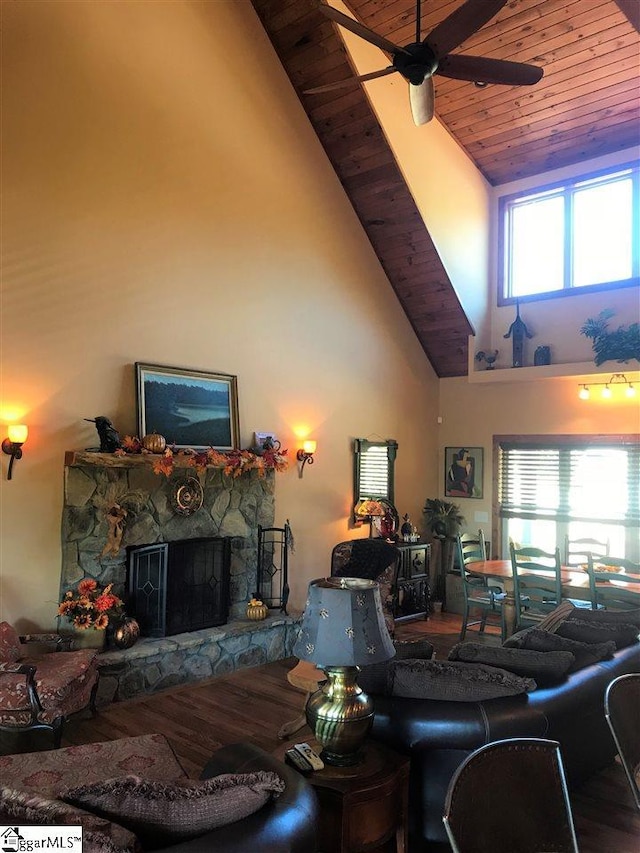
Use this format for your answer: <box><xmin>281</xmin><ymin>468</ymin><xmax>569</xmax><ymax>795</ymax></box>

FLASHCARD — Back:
<box><xmin>297</xmin><ymin>440</ymin><xmax>316</xmax><ymax>478</ymax></box>
<box><xmin>578</xmin><ymin>373</ymin><xmax>636</xmax><ymax>401</ymax></box>
<box><xmin>2</xmin><ymin>424</ymin><xmax>28</xmax><ymax>480</ymax></box>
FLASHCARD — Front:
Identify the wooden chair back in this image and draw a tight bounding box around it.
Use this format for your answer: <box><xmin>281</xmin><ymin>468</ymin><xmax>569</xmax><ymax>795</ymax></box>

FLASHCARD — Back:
<box><xmin>564</xmin><ymin>534</ymin><xmax>610</xmax><ymax>567</ymax></box>
<box><xmin>605</xmin><ymin>674</ymin><xmax>640</xmax><ymax>811</ymax></box>
<box><xmin>443</xmin><ymin>738</ymin><xmax>579</xmax><ymax>853</ymax></box>
<box><xmin>510</xmin><ymin>543</ymin><xmax>563</xmax><ymax>631</ymax></box>
<box><xmin>586</xmin><ymin>554</ymin><xmax>640</xmax><ymax>611</ymax></box>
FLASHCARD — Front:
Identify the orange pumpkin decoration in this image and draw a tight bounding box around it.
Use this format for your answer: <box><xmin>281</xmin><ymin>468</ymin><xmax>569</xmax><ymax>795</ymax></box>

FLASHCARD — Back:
<box><xmin>142</xmin><ymin>433</ymin><xmax>167</xmax><ymax>454</ymax></box>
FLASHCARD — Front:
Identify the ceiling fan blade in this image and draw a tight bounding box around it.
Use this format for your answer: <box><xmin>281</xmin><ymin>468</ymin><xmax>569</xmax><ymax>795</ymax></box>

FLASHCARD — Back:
<box><xmin>319</xmin><ymin>3</ymin><xmax>409</xmax><ymax>56</ymax></box>
<box><xmin>304</xmin><ymin>66</ymin><xmax>397</xmax><ymax>94</ymax></box>
<box><xmin>409</xmin><ymin>78</ymin><xmax>434</xmax><ymax>125</ymax></box>
<box><xmin>427</xmin><ymin>0</ymin><xmax>508</xmax><ymax>58</ymax></box>
<box><xmin>437</xmin><ymin>54</ymin><xmax>543</xmax><ymax>86</ymax></box>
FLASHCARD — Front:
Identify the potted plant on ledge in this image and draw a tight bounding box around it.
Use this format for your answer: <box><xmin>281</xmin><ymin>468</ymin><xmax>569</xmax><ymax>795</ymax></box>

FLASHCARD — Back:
<box><xmin>422</xmin><ymin>498</ymin><xmax>465</xmax><ymax>607</ymax></box>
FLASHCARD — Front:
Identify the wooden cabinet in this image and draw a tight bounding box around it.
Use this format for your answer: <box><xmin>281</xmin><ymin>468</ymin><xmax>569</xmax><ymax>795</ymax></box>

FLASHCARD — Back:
<box><xmin>393</xmin><ymin>543</ymin><xmax>431</xmax><ymax>621</ymax></box>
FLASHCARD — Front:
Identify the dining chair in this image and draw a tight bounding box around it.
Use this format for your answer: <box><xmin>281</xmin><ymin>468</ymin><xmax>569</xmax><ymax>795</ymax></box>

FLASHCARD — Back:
<box><xmin>586</xmin><ymin>554</ymin><xmax>640</xmax><ymax>611</ymax></box>
<box><xmin>510</xmin><ymin>543</ymin><xmax>567</xmax><ymax>631</ymax></box>
<box><xmin>605</xmin><ymin>673</ymin><xmax>640</xmax><ymax>811</ymax></box>
<box><xmin>564</xmin><ymin>534</ymin><xmax>610</xmax><ymax>567</ymax></box>
<box><xmin>443</xmin><ymin>737</ymin><xmax>579</xmax><ymax>853</ymax></box>
<box><xmin>456</xmin><ymin>532</ymin><xmax>506</xmax><ymax>644</ymax></box>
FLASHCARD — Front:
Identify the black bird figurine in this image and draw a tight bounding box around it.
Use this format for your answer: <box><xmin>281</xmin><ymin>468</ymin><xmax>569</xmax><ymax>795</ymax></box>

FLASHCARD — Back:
<box><xmin>85</xmin><ymin>416</ymin><xmax>122</xmax><ymax>453</ymax></box>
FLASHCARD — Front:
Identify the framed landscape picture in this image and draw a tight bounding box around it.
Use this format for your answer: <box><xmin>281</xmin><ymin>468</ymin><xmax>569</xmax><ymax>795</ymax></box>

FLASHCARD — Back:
<box><xmin>136</xmin><ymin>363</ymin><xmax>239</xmax><ymax>450</ymax></box>
<box><xmin>444</xmin><ymin>447</ymin><xmax>484</xmax><ymax>499</ymax></box>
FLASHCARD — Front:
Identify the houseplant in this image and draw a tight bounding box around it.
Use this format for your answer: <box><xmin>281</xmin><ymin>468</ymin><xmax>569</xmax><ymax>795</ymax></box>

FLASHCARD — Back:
<box><xmin>422</xmin><ymin>498</ymin><xmax>465</xmax><ymax>539</ymax></box>
<box><xmin>422</xmin><ymin>498</ymin><xmax>465</xmax><ymax>606</ymax></box>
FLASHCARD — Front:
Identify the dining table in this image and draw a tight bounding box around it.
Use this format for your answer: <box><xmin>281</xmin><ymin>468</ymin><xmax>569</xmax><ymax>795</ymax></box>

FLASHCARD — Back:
<box><xmin>465</xmin><ymin>559</ymin><xmax>640</xmax><ymax>637</ymax></box>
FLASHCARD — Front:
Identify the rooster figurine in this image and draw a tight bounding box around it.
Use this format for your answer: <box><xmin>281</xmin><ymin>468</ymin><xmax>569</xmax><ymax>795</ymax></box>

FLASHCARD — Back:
<box><xmin>475</xmin><ymin>350</ymin><xmax>499</xmax><ymax>370</ymax></box>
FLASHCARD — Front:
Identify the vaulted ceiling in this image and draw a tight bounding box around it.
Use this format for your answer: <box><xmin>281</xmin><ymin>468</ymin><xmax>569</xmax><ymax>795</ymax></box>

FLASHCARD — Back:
<box><xmin>250</xmin><ymin>0</ymin><xmax>640</xmax><ymax>377</ymax></box>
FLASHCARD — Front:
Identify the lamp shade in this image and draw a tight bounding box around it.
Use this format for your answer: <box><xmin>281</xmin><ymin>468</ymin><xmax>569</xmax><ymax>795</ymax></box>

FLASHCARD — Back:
<box><xmin>293</xmin><ymin>577</ymin><xmax>395</xmax><ymax>667</ymax></box>
<box><xmin>355</xmin><ymin>499</ymin><xmax>385</xmax><ymax>518</ymax></box>
<box><xmin>8</xmin><ymin>424</ymin><xmax>28</xmax><ymax>444</ymax></box>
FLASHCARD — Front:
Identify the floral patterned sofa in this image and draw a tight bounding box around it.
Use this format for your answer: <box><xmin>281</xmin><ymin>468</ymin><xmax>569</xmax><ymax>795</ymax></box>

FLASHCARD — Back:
<box><xmin>0</xmin><ymin>734</ymin><xmax>319</xmax><ymax>853</ymax></box>
<box><xmin>0</xmin><ymin>621</ymin><xmax>100</xmax><ymax>747</ymax></box>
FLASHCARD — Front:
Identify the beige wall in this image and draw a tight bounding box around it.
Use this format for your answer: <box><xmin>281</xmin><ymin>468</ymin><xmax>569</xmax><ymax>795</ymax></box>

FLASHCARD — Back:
<box><xmin>332</xmin><ymin>1</ymin><xmax>491</xmax><ymax>340</ymax></box>
<box><xmin>0</xmin><ymin>0</ymin><xmax>439</xmax><ymax>630</ymax></box>
<box><xmin>439</xmin><ymin>372</ymin><xmax>640</xmax><ymax>553</ymax></box>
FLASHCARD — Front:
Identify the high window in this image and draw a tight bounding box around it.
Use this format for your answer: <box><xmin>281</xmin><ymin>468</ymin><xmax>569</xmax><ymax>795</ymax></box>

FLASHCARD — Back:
<box><xmin>353</xmin><ymin>438</ymin><xmax>397</xmax><ymax>506</ymax></box>
<box><xmin>497</xmin><ymin>436</ymin><xmax>640</xmax><ymax>562</ymax></box>
<box><xmin>498</xmin><ymin>163</ymin><xmax>640</xmax><ymax>304</ymax></box>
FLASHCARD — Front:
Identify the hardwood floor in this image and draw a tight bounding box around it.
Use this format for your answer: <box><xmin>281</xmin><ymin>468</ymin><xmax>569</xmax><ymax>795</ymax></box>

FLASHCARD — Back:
<box><xmin>49</xmin><ymin>613</ymin><xmax>640</xmax><ymax>851</ymax></box>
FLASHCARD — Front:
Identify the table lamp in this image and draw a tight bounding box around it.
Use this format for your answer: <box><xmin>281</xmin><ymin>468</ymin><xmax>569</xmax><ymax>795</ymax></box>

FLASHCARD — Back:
<box><xmin>293</xmin><ymin>577</ymin><xmax>395</xmax><ymax>766</ymax></box>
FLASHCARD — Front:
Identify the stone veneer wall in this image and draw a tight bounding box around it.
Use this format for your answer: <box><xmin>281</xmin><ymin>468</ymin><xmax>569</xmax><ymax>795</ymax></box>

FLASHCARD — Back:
<box><xmin>62</xmin><ymin>453</ymin><xmax>276</xmax><ymax>621</ymax></box>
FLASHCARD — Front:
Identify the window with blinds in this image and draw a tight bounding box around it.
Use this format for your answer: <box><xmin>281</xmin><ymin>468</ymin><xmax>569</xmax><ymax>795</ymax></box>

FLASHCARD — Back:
<box><xmin>497</xmin><ymin>437</ymin><xmax>639</xmax><ymax>561</ymax></box>
<box><xmin>353</xmin><ymin>438</ymin><xmax>397</xmax><ymax>507</ymax></box>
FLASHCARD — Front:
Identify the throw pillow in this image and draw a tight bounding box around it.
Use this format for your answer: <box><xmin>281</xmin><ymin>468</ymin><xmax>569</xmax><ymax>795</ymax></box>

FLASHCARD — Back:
<box><xmin>448</xmin><ymin>642</ymin><xmax>575</xmax><ymax>686</ymax></box>
<box><xmin>504</xmin><ymin>627</ymin><xmax>616</xmax><ymax>672</ymax></box>
<box><xmin>536</xmin><ymin>601</ymin><xmax>576</xmax><ymax>633</ymax></box>
<box><xmin>0</xmin><ymin>786</ymin><xmax>138</xmax><ymax>853</ymax></box>
<box><xmin>387</xmin><ymin>659</ymin><xmax>536</xmax><ymax>702</ymax></box>
<box><xmin>565</xmin><ymin>607</ymin><xmax>640</xmax><ymax>629</ymax></box>
<box><xmin>358</xmin><ymin>639</ymin><xmax>434</xmax><ymax>695</ymax></box>
<box><xmin>0</xmin><ymin>622</ymin><xmax>23</xmax><ymax>663</ymax></box>
<box><xmin>555</xmin><ymin>620</ymin><xmax>639</xmax><ymax>650</ymax></box>
<box><xmin>63</xmin><ymin>772</ymin><xmax>285</xmax><ymax>850</ymax></box>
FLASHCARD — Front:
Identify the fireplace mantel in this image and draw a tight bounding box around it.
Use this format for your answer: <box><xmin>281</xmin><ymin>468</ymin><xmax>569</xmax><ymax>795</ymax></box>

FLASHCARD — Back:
<box><xmin>65</xmin><ymin>450</ymin><xmax>195</xmax><ymax>469</ymax></box>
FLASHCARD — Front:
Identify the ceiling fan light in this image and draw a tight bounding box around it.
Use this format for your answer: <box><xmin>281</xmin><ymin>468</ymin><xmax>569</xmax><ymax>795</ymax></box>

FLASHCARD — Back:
<box><xmin>474</xmin><ymin>81</ymin><xmax>489</xmax><ymax>88</ymax></box>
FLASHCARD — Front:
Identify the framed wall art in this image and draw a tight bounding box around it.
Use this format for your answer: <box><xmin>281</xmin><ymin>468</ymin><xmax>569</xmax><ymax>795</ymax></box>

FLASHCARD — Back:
<box><xmin>135</xmin><ymin>363</ymin><xmax>239</xmax><ymax>450</ymax></box>
<box><xmin>444</xmin><ymin>447</ymin><xmax>484</xmax><ymax>499</ymax></box>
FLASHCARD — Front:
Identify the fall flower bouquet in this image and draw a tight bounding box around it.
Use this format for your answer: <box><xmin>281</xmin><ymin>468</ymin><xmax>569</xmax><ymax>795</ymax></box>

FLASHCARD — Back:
<box><xmin>58</xmin><ymin>578</ymin><xmax>124</xmax><ymax>631</ymax></box>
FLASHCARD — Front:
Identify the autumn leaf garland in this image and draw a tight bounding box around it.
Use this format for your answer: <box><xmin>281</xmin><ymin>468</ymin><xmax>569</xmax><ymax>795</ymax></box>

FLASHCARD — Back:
<box><xmin>115</xmin><ymin>438</ymin><xmax>289</xmax><ymax>478</ymax></box>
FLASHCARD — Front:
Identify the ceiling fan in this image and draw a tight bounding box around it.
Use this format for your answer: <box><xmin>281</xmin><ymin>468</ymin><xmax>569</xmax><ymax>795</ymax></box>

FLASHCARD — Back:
<box><xmin>306</xmin><ymin>0</ymin><xmax>544</xmax><ymax>125</ymax></box>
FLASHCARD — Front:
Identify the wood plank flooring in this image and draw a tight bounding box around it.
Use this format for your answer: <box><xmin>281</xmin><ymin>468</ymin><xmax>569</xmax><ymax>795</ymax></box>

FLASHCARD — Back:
<box><xmin>21</xmin><ymin>612</ymin><xmax>640</xmax><ymax>851</ymax></box>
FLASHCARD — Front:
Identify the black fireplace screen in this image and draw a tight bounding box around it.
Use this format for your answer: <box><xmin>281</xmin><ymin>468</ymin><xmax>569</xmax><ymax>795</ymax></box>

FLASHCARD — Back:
<box><xmin>127</xmin><ymin>537</ymin><xmax>231</xmax><ymax>637</ymax></box>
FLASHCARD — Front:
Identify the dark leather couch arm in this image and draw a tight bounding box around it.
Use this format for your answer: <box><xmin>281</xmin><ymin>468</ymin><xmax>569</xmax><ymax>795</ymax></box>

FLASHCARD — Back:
<box><xmin>157</xmin><ymin>743</ymin><xmax>319</xmax><ymax>853</ymax></box>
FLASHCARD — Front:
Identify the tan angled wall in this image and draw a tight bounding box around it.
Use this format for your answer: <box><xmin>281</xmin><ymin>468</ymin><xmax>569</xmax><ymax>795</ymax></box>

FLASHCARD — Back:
<box><xmin>0</xmin><ymin>0</ymin><xmax>438</xmax><ymax>630</ymax></box>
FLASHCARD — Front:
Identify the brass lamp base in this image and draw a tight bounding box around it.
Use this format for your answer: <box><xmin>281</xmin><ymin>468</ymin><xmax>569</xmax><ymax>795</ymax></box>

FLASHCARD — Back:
<box><xmin>305</xmin><ymin>665</ymin><xmax>374</xmax><ymax>766</ymax></box>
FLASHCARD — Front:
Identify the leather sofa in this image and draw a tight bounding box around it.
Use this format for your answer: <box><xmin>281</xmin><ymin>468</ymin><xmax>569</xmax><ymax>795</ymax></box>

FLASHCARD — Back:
<box><xmin>0</xmin><ymin>735</ymin><xmax>319</xmax><ymax>853</ymax></box>
<box><xmin>370</xmin><ymin>643</ymin><xmax>640</xmax><ymax>851</ymax></box>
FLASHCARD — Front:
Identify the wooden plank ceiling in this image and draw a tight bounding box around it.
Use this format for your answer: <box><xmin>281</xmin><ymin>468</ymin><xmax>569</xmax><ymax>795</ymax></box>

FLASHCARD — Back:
<box><xmin>250</xmin><ymin>0</ymin><xmax>640</xmax><ymax>377</ymax></box>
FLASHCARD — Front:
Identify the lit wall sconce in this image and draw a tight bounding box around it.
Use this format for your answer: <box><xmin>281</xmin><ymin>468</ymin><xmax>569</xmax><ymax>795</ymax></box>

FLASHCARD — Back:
<box><xmin>297</xmin><ymin>440</ymin><xmax>316</xmax><ymax>478</ymax></box>
<box><xmin>2</xmin><ymin>424</ymin><xmax>28</xmax><ymax>480</ymax></box>
<box><xmin>577</xmin><ymin>373</ymin><xmax>636</xmax><ymax>401</ymax></box>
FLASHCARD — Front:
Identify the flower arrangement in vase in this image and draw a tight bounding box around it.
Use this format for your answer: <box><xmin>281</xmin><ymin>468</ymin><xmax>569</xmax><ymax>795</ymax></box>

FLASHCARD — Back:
<box><xmin>58</xmin><ymin>579</ymin><xmax>124</xmax><ymax>631</ymax></box>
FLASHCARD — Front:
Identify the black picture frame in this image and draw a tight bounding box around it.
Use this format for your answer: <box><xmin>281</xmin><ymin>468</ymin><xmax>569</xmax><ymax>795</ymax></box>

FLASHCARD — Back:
<box><xmin>135</xmin><ymin>363</ymin><xmax>239</xmax><ymax>450</ymax></box>
<box><xmin>444</xmin><ymin>447</ymin><xmax>484</xmax><ymax>500</ymax></box>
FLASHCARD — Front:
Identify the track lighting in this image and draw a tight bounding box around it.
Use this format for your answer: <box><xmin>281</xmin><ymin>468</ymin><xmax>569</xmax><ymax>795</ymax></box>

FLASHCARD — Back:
<box><xmin>577</xmin><ymin>373</ymin><xmax>636</xmax><ymax>401</ymax></box>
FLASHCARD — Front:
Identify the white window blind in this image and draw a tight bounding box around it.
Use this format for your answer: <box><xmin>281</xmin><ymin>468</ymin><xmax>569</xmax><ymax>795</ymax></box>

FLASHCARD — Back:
<box><xmin>354</xmin><ymin>438</ymin><xmax>397</xmax><ymax>504</ymax></box>
<box><xmin>499</xmin><ymin>441</ymin><xmax>640</xmax><ymax>527</ymax></box>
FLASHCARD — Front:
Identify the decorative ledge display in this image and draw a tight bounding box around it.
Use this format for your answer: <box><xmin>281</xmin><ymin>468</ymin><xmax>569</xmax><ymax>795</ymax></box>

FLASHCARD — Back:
<box><xmin>66</xmin><ymin>440</ymin><xmax>289</xmax><ymax>478</ymax></box>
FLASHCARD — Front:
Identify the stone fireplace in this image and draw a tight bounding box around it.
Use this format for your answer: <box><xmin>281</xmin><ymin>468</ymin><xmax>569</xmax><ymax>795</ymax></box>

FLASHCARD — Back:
<box><xmin>62</xmin><ymin>451</ymin><xmax>275</xmax><ymax>619</ymax></box>
<box><xmin>61</xmin><ymin>452</ymin><xmax>300</xmax><ymax>701</ymax></box>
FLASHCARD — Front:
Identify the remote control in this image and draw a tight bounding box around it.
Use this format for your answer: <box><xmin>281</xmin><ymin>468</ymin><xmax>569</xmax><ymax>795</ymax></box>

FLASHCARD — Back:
<box><xmin>294</xmin><ymin>742</ymin><xmax>325</xmax><ymax>771</ymax></box>
<box><xmin>285</xmin><ymin>747</ymin><xmax>313</xmax><ymax>774</ymax></box>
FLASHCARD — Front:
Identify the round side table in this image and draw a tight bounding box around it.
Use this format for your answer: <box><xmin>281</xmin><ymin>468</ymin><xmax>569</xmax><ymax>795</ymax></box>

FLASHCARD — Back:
<box><xmin>274</xmin><ymin>736</ymin><xmax>409</xmax><ymax>853</ymax></box>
